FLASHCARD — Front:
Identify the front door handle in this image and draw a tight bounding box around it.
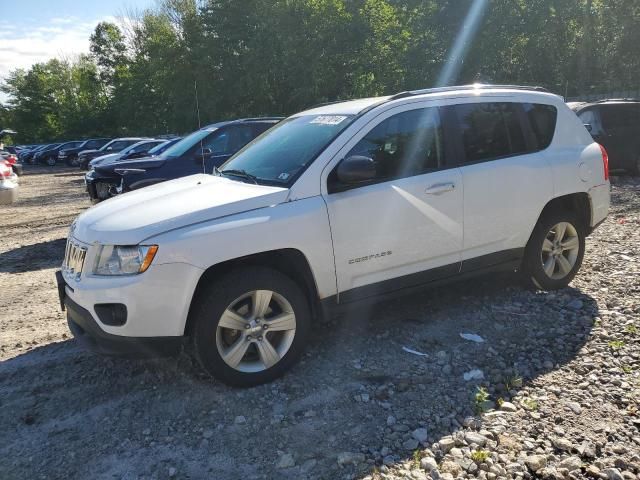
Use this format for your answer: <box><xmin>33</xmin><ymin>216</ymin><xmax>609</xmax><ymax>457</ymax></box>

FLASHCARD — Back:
<box><xmin>425</xmin><ymin>182</ymin><xmax>455</xmax><ymax>195</ymax></box>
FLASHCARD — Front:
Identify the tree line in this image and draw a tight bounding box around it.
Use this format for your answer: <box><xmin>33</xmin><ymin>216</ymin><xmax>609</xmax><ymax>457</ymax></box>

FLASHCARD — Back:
<box><xmin>1</xmin><ymin>0</ymin><xmax>638</xmax><ymax>143</ymax></box>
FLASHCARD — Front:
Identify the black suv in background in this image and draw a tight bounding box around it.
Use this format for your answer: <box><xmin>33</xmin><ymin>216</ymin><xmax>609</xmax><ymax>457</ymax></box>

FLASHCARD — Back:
<box><xmin>78</xmin><ymin>138</ymin><xmax>148</xmax><ymax>170</ymax></box>
<box><xmin>59</xmin><ymin>138</ymin><xmax>111</xmax><ymax>166</ymax></box>
<box><xmin>85</xmin><ymin>118</ymin><xmax>281</xmax><ymax>202</ymax></box>
<box><xmin>570</xmin><ymin>99</ymin><xmax>640</xmax><ymax>174</ymax></box>
<box><xmin>36</xmin><ymin>141</ymin><xmax>85</xmax><ymax>166</ymax></box>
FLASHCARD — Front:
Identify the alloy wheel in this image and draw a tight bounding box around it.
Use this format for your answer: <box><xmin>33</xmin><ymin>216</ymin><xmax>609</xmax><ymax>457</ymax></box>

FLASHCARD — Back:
<box><xmin>215</xmin><ymin>290</ymin><xmax>296</xmax><ymax>373</ymax></box>
<box><xmin>540</xmin><ymin>222</ymin><xmax>580</xmax><ymax>280</ymax></box>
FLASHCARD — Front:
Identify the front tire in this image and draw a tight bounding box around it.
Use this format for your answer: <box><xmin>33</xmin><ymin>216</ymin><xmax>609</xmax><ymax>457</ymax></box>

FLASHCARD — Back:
<box><xmin>191</xmin><ymin>267</ymin><xmax>311</xmax><ymax>387</ymax></box>
<box><xmin>524</xmin><ymin>210</ymin><xmax>585</xmax><ymax>290</ymax></box>
<box><xmin>45</xmin><ymin>156</ymin><xmax>56</xmax><ymax>166</ymax></box>
<box><xmin>66</xmin><ymin>155</ymin><xmax>79</xmax><ymax>167</ymax></box>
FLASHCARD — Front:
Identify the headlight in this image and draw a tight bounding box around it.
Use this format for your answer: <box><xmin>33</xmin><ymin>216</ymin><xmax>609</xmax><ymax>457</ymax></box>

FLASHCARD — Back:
<box><xmin>93</xmin><ymin>245</ymin><xmax>158</xmax><ymax>276</ymax></box>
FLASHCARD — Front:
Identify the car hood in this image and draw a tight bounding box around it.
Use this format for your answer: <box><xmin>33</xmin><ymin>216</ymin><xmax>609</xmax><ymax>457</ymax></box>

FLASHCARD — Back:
<box><xmin>73</xmin><ymin>174</ymin><xmax>289</xmax><ymax>245</ymax></box>
<box><xmin>95</xmin><ymin>156</ymin><xmax>163</xmax><ymax>175</ymax></box>
<box><xmin>78</xmin><ymin>149</ymin><xmax>99</xmax><ymax>156</ymax></box>
<box><xmin>90</xmin><ymin>153</ymin><xmax>120</xmax><ymax>168</ymax></box>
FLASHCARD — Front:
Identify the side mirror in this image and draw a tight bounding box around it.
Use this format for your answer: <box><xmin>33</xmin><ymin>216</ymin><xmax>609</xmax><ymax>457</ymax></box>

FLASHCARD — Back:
<box><xmin>584</xmin><ymin>123</ymin><xmax>593</xmax><ymax>133</ymax></box>
<box><xmin>337</xmin><ymin>155</ymin><xmax>376</xmax><ymax>184</ymax></box>
<box><xmin>106</xmin><ymin>146</ymin><xmax>113</xmax><ymax>151</ymax></box>
<box><xmin>202</xmin><ymin>147</ymin><xmax>213</xmax><ymax>157</ymax></box>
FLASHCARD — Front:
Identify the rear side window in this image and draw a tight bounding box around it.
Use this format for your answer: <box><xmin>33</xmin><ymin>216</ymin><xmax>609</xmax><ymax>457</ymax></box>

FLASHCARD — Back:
<box><xmin>599</xmin><ymin>104</ymin><xmax>640</xmax><ymax>131</ymax></box>
<box><xmin>577</xmin><ymin>108</ymin><xmax>604</xmax><ymax>136</ymax></box>
<box><xmin>524</xmin><ymin>103</ymin><xmax>557</xmax><ymax>149</ymax></box>
<box><xmin>453</xmin><ymin>102</ymin><xmax>527</xmax><ymax>163</ymax></box>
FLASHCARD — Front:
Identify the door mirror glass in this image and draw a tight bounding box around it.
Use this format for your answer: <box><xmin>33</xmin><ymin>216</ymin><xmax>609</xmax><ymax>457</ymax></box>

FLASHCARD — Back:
<box><xmin>337</xmin><ymin>156</ymin><xmax>376</xmax><ymax>184</ymax></box>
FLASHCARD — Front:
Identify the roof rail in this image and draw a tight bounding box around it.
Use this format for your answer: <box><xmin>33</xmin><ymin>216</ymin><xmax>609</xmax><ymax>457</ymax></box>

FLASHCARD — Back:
<box><xmin>389</xmin><ymin>84</ymin><xmax>550</xmax><ymax>101</ymax></box>
<box><xmin>237</xmin><ymin>116</ymin><xmax>285</xmax><ymax>122</ymax></box>
<box><xmin>593</xmin><ymin>98</ymin><xmax>640</xmax><ymax>103</ymax></box>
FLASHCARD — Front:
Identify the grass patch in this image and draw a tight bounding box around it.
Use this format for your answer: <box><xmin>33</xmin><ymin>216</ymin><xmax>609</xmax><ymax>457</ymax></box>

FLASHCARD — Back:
<box><xmin>608</xmin><ymin>340</ymin><xmax>625</xmax><ymax>350</ymax></box>
<box><xmin>521</xmin><ymin>398</ymin><xmax>539</xmax><ymax>411</ymax></box>
<box><xmin>625</xmin><ymin>324</ymin><xmax>638</xmax><ymax>335</ymax></box>
<box><xmin>471</xmin><ymin>450</ymin><xmax>491</xmax><ymax>463</ymax></box>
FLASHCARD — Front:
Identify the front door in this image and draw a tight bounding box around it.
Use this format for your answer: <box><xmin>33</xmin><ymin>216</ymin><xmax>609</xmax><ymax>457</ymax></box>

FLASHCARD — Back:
<box><xmin>323</xmin><ymin>105</ymin><xmax>464</xmax><ymax>302</ymax></box>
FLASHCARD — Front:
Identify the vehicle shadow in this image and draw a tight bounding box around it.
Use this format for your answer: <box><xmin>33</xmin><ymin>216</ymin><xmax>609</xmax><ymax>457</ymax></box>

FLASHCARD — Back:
<box><xmin>0</xmin><ymin>273</ymin><xmax>598</xmax><ymax>479</ymax></box>
<box><xmin>0</xmin><ymin>238</ymin><xmax>66</xmax><ymax>273</ymax></box>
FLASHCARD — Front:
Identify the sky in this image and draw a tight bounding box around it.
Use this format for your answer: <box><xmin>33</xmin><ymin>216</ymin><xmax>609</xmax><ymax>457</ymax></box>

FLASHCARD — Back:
<box><xmin>0</xmin><ymin>0</ymin><xmax>155</xmax><ymax>102</ymax></box>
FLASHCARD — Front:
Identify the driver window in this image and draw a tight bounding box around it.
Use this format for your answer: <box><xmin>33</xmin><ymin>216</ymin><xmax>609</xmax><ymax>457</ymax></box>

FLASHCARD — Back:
<box><xmin>343</xmin><ymin>107</ymin><xmax>444</xmax><ymax>184</ymax></box>
<box><xmin>203</xmin><ymin>131</ymin><xmax>229</xmax><ymax>155</ymax></box>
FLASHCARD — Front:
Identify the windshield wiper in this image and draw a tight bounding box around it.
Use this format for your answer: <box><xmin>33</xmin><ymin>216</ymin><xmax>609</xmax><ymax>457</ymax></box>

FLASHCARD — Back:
<box><xmin>217</xmin><ymin>168</ymin><xmax>259</xmax><ymax>185</ymax></box>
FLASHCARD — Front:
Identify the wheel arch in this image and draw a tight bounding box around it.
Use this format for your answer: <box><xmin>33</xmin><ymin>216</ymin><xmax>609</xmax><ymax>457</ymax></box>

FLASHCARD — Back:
<box><xmin>183</xmin><ymin>248</ymin><xmax>321</xmax><ymax>337</ymax></box>
<box><xmin>536</xmin><ymin>192</ymin><xmax>592</xmax><ymax>233</ymax></box>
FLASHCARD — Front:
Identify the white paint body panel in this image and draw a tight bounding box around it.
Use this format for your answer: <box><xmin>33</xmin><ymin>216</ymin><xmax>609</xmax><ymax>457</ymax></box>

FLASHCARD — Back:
<box><xmin>65</xmin><ymin>87</ymin><xmax>609</xmax><ymax>339</ymax></box>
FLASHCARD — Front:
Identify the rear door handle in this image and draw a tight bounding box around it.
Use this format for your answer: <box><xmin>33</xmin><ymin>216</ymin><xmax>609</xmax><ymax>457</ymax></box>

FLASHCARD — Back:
<box><xmin>425</xmin><ymin>182</ymin><xmax>456</xmax><ymax>195</ymax></box>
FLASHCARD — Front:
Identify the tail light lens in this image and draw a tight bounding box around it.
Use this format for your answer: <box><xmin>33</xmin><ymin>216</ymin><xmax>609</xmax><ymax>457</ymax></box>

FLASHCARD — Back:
<box><xmin>5</xmin><ymin>154</ymin><xmax>17</xmax><ymax>165</ymax></box>
<box><xmin>0</xmin><ymin>161</ymin><xmax>12</xmax><ymax>178</ymax></box>
<box><xmin>599</xmin><ymin>144</ymin><xmax>609</xmax><ymax>181</ymax></box>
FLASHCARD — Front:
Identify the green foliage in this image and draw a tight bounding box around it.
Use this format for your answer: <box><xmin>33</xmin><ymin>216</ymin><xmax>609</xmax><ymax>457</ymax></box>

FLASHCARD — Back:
<box><xmin>2</xmin><ymin>0</ymin><xmax>640</xmax><ymax>142</ymax></box>
<box><xmin>470</xmin><ymin>450</ymin><xmax>490</xmax><ymax>463</ymax></box>
<box><xmin>608</xmin><ymin>340</ymin><xmax>625</xmax><ymax>350</ymax></box>
<box><xmin>474</xmin><ymin>386</ymin><xmax>492</xmax><ymax>414</ymax></box>
<box><xmin>521</xmin><ymin>398</ymin><xmax>539</xmax><ymax>411</ymax></box>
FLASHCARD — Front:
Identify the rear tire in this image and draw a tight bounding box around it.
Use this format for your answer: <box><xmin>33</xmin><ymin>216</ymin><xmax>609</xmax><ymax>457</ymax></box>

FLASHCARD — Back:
<box><xmin>191</xmin><ymin>266</ymin><xmax>311</xmax><ymax>387</ymax></box>
<box><xmin>523</xmin><ymin>210</ymin><xmax>585</xmax><ymax>290</ymax></box>
<box><xmin>66</xmin><ymin>155</ymin><xmax>79</xmax><ymax>167</ymax></box>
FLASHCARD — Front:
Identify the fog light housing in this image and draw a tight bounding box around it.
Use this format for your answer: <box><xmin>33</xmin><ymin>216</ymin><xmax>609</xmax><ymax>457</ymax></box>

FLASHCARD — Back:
<box><xmin>94</xmin><ymin>303</ymin><xmax>128</xmax><ymax>326</ymax></box>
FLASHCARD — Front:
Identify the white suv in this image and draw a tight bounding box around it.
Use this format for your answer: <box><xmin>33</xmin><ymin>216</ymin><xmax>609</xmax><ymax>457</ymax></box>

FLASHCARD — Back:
<box><xmin>57</xmin><ymin>85</ymin><xmax>610</xmax><ymax>386</ymax></box>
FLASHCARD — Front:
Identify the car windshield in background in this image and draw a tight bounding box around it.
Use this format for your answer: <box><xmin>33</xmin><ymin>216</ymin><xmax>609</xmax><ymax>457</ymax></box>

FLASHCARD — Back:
<box><xmin>104</xmin><ymin>140</ymin><xmax>137</xmax><ymax>151</ymax></box>
<box><xmin>147</xmin><ymin>140</ymin><xmax>170</xmax><ymax>155</ymax></box>
<box><xmin>219</xmin><ymin>115</ymin><xmax>355</xmax><ymax>186</ymax></box>
<box><xmin>160</xmin><ymin>129</ymin><xmax>215</xmax><ymax>159</ymax></box>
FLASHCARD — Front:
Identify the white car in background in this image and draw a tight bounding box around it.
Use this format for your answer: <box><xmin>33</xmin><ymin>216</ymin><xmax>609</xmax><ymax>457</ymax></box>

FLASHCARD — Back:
<box><xmin>57</xmin><ymin>84</ymin><xmax>610</xmax><ymax>387</ymax></box>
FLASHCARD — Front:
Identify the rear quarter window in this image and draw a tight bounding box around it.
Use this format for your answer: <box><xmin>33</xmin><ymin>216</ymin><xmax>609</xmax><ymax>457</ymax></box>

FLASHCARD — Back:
<box><xmin>523</xmin><ymin>103</ymin><xmax>558</xmax><ymax>150</ymax></box>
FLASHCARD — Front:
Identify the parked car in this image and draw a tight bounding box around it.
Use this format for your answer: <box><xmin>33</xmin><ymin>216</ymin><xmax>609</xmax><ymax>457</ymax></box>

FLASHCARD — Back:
<box><xmin>88</xmin><ymin>139</ymin><xmax>168</xmax><ymax>169</ymax></box>
<box><xmin>59</xmin><ymin>138</ymin><xmax>112</xmax><ymax>166</ymax></box>
<box><xmin>21</xmin><ymin>144</ymin><xmax>50</xmax><ymax>164</ymax></box>
<box><xmin>570</xmin><ymin>99</ymin><xmax>640</xmax><ymax>174</ymax></box>
<box><xmin>85</xmin><ymin>119</ymin><xmax>279</xmax><ymax>202</ymax></box>
<box><xmin>36</xmin><ymin>141</ymin><xmax>85</xmax><ymax>166</ymax></box>
<box><xmin>57</xmin><ymin>85</ymin><xmax>609</xmax><ymax>386</ymax></box>
<box><xmin>0</xmin><ymin>151</ymin><xmax>23</xmax><ymax>176</ymax></box>
<box><xmin>0</xmin><ymin>159</ymin><xmax>18</xmax><ymax>204</ymax></box>
<box><xmin>77</xmin><ymin>138</ymin><xmax>148</xmax><ymax>170</ymax></box>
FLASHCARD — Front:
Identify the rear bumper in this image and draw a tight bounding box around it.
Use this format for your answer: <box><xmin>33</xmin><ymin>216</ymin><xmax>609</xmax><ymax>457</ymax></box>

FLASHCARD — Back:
<box><xmin>589</xmin><ymin>183</ymin><xmax>610</xmax><ymax>229</ymax></box>
<box><xmin>57</xmin><ymin>271</ymin><xmax>184</xmax><ymax>357</ymax></box>
<box><xmin>0</xmin><ymin>180</ymin><xmax>18</xmax><ymax>205</ymax></box>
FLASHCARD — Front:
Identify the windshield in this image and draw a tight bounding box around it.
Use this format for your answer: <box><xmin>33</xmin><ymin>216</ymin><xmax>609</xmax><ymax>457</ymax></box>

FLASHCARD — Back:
<box><xmin>219</xmin><ymin>115</ymin><xmax>354</xmax><ymax>186</ymax></box>
<box><xmin>101</xmin><ymin>139</ymin><xmax>139</xmax><ymax>152</ymax></box>
<box><xmin>148</xmin><ymin>140</ymin><xmax>172</xmax><ymax>155</ymax></box>
<box><xmin>159</xmin><ymin>129</ymin><xmax>215</xmax><ymax>159</ymax></box>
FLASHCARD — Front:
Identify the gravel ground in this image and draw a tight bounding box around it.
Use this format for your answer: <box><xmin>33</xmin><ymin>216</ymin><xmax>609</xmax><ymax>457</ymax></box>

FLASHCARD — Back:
<box><xmin>0</xmin><ymin>166</ymin><xmax>638</xmax><ymax>480</ymax></box>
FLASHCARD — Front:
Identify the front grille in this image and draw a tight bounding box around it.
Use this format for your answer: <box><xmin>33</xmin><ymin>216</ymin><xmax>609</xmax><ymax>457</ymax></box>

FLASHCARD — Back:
<box><xmin>63</xmin><ymin>239</ymin><xmax>87</xmax><ymax>280</ymax></box>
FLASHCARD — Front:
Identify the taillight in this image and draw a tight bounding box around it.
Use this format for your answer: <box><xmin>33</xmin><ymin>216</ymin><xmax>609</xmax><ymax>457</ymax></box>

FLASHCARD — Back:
<box><xmin>5</xmin><ymin>154</ymin><xmax>17</xmax><ymax>165</ymax></box>
<box><xmin>599</xmin><ymin>144</ymin><xmax>609</xmax><ymax>181</ymax></box>
<box><xmin>0</xmin><ymin>161</ymin><xmax>11</xmax><ymax>178</ymax></box>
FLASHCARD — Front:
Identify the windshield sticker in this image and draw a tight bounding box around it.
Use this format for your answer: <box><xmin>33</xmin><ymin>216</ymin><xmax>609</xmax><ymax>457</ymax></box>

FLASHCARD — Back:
<box><xmin>310</xmin><ymin>115</ymin><xmax>347</xmax><ymax>125</ymax></box>
<box><xmin>278</xmin><ymin>172</ymin><xmax>290</xmax><ymax>180</ymax></box>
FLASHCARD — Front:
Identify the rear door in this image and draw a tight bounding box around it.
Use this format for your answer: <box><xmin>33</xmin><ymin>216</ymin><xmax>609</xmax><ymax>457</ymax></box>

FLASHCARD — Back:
<box><xmin>446</xmin><ymin>101</ymin><xmax>554</xmax><ymax>270</ymax></box>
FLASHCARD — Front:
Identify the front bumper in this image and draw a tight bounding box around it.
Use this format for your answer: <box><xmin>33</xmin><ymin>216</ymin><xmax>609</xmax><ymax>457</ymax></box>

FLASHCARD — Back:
<box><xmin>56</xmin><ymin>270</ymin><xmax>187</xmax><ymax>357</ymax></box>
<box><xmin>85</xmin><ymin>172</ymin><xmax>120</xmax><ymax>201</ymax></box>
